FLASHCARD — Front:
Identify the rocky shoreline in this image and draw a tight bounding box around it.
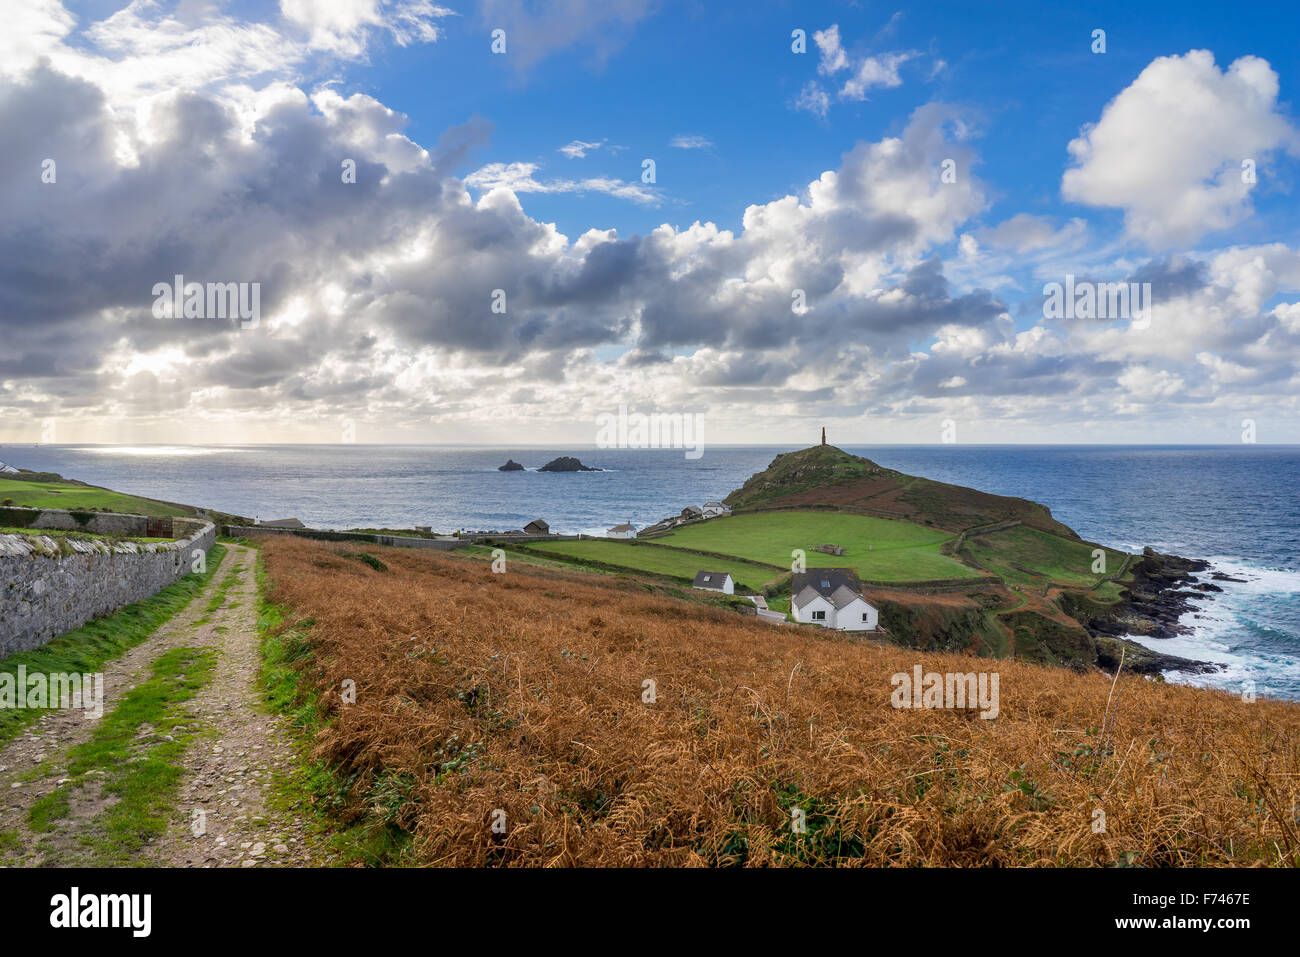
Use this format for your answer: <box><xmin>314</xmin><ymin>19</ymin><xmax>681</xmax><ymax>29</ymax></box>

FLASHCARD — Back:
<box><xmin>1085</xmin><ymin>547</ymin><xmax>1228</xmax><ymax>676</ymax></box>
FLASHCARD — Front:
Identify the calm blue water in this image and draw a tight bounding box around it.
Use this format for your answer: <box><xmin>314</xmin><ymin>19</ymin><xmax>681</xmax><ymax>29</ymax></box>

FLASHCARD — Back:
<box><xmin>4</xmin><ymin>443</ymin><xmax>1298</xmax><ymax>700</ymax></box>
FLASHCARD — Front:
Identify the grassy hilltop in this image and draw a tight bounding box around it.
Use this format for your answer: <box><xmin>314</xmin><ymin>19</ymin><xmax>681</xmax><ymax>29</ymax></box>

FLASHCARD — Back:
<box><xmin>722</xmin><ymin>444</ymin><xmax>1078</xmax><ymax>537</ymax></box>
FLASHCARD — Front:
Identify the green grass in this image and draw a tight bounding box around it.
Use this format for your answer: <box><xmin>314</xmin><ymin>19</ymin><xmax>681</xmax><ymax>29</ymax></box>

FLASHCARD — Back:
<box><xmin>962</xmin><ymin>525</ymin><xmax>1129</xmax><ymax>588</ymax></box>
<box><xmin>194</xmin><ymin>559</ymin><xmax>244</xmax><ymax>623</ymax></box>
<box><xmin>256</xmin><ymin>557</ymin><xmax>398</xmax><ymax>866</ymax></box>
<box><xmin>0</xmin><ymin>477</ymin><xmax>189</xmax><ymax>518</ymax></box>
<box><xmin>0</xmin><ymin>526</ymin><xmax>171</xmax><ymax>544</ymax></box>
<box><xmin>526</xmin><ymin>539</ymin><xmax>782</xmax><ymax>590</ymax></box>
<box><xmin>654</xmin><ymin>510</ymin><xmax>980</xmax><ymax>582</ymax></box>
<box><xmin>27</xmin><ymin>646</ymin><xmax>218</xmax><ymax>864</ymax></box>
<box><xmin>0</xmin><ymin>544</ymin><xmax>226</xmax><ymax>747</ymax></box>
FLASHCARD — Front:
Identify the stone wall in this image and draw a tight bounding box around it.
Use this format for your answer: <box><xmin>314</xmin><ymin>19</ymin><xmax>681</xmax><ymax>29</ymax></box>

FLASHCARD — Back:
<box><xmin>0</xmin><ymin>505</ymin><xmax>150</xmax><ymax>537</ymax></box>
<box><xmin>0</xmin><ymin>515</ymin><xmax>215</xmax><ymax>657</ymax></box>
<box><xmin>223</xmin><ymin>525</ymin><xmax>467</xmax><ymax>551</ymax></box>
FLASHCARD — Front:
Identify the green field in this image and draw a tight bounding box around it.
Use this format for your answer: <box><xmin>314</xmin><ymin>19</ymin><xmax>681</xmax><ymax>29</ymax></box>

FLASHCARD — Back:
<box><xmin>0</xmin><ymin>477</ymin><xmax>188</xmax><ymax>519</ymax></box>
<box><xmin>526</xmin><ymin>539</ymin><xmax>781</xmax><ymax>590</ymax></box>
<box><xmin>651</xmin><ymin>510</ymin><xmax>981</xmax><ymax>582</ymax></box>
<box><xmin>962</xmin><ymin>525</ymin><xmax>1129</xmax><ymax>588</ymax></box>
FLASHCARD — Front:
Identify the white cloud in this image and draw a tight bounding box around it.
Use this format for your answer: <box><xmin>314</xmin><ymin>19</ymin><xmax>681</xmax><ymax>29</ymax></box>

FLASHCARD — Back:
<box><xmin>559</xmin><ymin>138</ymin><xmax>604</xmax><ymax>158</ymax></box>
<box><xmin>1062</xmin><ymin>50</ymin><xmax>1300</xmax><ymax>247</ymax></box>
<box><xmin>280</xmin><ymin>0</ymin><xmax>454</xmax><ymax>56</ymax></box>
<box><xmin>813</xmin><ymin>25</ymin><xmax>848</xmax><ymax>74</ymax></box>
<box><xmin>669</xmin><ymin>134</ymin><xmax>713</xmax><ymax>150</ymax></box>
<box><xmin>840</xmin><ymin>51</ymin><xmax>915</xmax><ymax>100</ymax></box>
<box><xmin>464</xmin><ymin>161</ymin><xmax>658</xmax><ymax>204</ymax></box>
<box><xmin>981</xmin><ymin>214</ymin><xmax>1088</xmax><ymax>253</ymax></box>
<box><xmin>4</xmin><ymin>11</ymin><xmax>1300</xmax><ymax>443</ymax></box>
<box><xmin>794</xmin><ymin>81</ymin><xmax>830</xmax><ymax>118</ymax></box>
<box><xmin>795</xmin><ymin>23</ymin><xmax>915</xmax><ymax>114</ymax></box>
<box><xmin>0</xmin><ymin>0</ymin><xmax>75</xmax><ymax>75</ymax></box>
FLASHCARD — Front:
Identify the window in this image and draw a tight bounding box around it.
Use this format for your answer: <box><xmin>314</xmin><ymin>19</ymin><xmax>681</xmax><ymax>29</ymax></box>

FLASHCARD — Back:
<box><xmin>702</xmin><ymin>575</ymin><xmax>711</xmax><ymax>582</ymax></box>
<box><xmin>820</xmin><ymin>580</ymin><xmax>830</xmax><ymax>588</ymax></box>
<box><xmin>812</xmin><ymin>610</ymin><xmax>826</xmax><ymax>621</ymax></box>
<box><xmin>862</xmin><ymin>612</ymin><xmax>870</xmax><ymax>622</ymax></box>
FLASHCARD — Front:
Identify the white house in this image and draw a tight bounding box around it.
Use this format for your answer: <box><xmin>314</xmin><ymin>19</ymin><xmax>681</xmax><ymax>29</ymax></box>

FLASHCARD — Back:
<box><xmin>606</xmin><ymin>522</ymin><xmax>636</xmax><ymax>539</ymax></box>
<box><xmin>790</xmin><ymin>568</ymin><xmax>878</xmax><ymax>632</ymax></box>
<box><xmin>702</xmin><ymin>501</ymin><xmax>732</xmax><ymax>518</ymax></box>
<box><xmin>693</xmin><ymin>570</ymin><xmax>734</xmax><ymax>594</ymax></box>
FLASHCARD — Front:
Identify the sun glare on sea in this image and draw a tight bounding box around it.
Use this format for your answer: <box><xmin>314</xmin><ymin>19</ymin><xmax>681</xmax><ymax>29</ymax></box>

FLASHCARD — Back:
<box><xmin>71</xmin><ymin>446</ymin><xmax>228</xmax><ymax>456</ymax></box>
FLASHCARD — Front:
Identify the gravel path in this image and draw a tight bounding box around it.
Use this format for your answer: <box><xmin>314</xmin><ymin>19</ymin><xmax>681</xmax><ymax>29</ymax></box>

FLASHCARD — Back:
<box><xmin>0</xmin><ymin>544</ymin><xmax>335</xmax><ymax>867</ymax></box>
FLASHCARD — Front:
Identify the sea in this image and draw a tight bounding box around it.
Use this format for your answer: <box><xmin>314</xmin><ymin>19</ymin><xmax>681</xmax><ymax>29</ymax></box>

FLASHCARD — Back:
<box><xmin>3</xmin><ymin>443</ymin><xmax>1298</xmax><ymax>701</ymax></box>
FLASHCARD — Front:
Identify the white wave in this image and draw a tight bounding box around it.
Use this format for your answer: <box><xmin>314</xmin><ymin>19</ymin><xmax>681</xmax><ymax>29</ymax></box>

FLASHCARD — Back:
<box><xmin>1198</xmin><ymin>557</ymin><xmax>1300</xmax><ymax>595</ymax></box>
<box><xmin>1123</xmin><ymin>555</ymin><xmax>1300</xmax><ymax>699</ymax></box>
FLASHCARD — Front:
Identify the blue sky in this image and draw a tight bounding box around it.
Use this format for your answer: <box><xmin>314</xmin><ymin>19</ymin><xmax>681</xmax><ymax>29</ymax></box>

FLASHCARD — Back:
<box><xmin>2</xmin><ymin>0</ymin><xmax>1300</xmax><ymax>446</ymax></box>
<box><xmin>356</xmin><ymin>0</ymin><xmax>1300</xmax><ymax>251</ymax></box>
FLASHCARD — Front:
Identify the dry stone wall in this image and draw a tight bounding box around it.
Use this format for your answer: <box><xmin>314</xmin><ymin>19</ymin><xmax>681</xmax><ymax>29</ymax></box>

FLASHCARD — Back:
<box><xmin>0</xmin><ymin>515</ymin><xmax>215</xmax><ymax>657</ymax></box>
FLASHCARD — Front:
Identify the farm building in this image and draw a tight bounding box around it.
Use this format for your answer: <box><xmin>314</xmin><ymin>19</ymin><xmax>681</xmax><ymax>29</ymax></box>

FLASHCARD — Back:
<box><xmin>680</xmin><ymin>505</ymin><xmax>703</xmax><ymax>520</ymax></box>
<box><xmin>606</xmin><ymin>522</ymin><xmax>636</xmax><ymax>539</ymax></box>
<box><xmin>790</xmin><ymin>568</ymin><xmax>877</xmax><ymax>631</ymax></box>
<box><xmin>523</xmin><ymin>519</ymin><xmax>549</xmax><ymax>534</ymax></box>
<box><xmin>259</xmin><ymin>518</ymin><xmax>306</xmax><ymax>529</ymax></box>
<box><xmin>702</xmin><ymin>501</ymin><xmax>732</xmax><ymax>518</ymax></box>
<box><xmin>692</xmin><ymin>570</ymin><xmax>734</xmax><ymax>594</ymax></box>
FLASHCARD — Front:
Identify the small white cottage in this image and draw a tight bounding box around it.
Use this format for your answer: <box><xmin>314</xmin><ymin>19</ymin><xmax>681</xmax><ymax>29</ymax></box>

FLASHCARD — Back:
<box><xmin>606</xmin><ymin>522</ymin><xmax>636</xmax><ymax>539</ymax></box>
<box><xmin>790</xmin><ymin>568</ymin><xmax>877</xmax><ymax>631</ymax></box>
<box><xmin>693</xmin><ymin>570</ymin><xmax>734</xmax><ymax>594</ymax></box>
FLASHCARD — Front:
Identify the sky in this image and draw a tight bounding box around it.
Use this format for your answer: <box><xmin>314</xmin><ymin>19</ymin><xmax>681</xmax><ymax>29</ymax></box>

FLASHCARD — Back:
<box><xmin>2</xmin><ymin>0</ymin><xmax>1300</xmax><ymax>446</ymax></box>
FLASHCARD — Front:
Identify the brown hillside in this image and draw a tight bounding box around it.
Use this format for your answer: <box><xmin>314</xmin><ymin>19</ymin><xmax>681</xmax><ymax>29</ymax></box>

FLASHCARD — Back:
<box><xmin>262</xmin><ymin>536</ymin><xmax>1300</xmax><ymax>867</ymax></box>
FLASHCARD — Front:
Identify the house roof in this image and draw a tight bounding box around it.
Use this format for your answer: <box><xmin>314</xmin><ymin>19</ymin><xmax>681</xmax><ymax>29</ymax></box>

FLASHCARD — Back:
<box><xmin>792</xmin><ymin>582</ymin><xmax>873</xmax><ymax>611</ymax></box>
<box><xmin>703</xmin><ymin>501</ymin><xmax>730</xmax><ymax>508</ymax></box>
<box><xmin>693</xmin><ymin>570</ymin><xmax>732</xmax><ymax>588</ymax></box>
<box><xmin>828</xmin><ymin>583</ymin><xmax>867</xmax><ymax>609</ymax></box>
<box><xmin>607</xmin><ymin>523</ymin><xmax>634</xmax><ymax>533</ymax></box>
<box><xmin>681</xmin><ymin>505</ymin><xmax>703</xmax><ymax>515</ymax></box>
<box><xmin>524</xmin><ymin>519</ymin><xmax>549</xmax><ymax>531</ymax></box>
<box><xmin>792</xmin><ymin>567</ymin><xmax>860</xmax><ymax>598</ymax></box>
<box><xmin>791</xmin><ymin>584</ymin><xmax>828</xmax><ymax>609</ymax></box>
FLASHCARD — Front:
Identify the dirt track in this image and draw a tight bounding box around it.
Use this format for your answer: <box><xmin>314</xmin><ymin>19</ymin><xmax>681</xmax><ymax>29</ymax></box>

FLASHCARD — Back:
<box><xmin>0</xmin><ymin>545</ymin><xmax>334</xmax><ymax>867</ymax></box>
